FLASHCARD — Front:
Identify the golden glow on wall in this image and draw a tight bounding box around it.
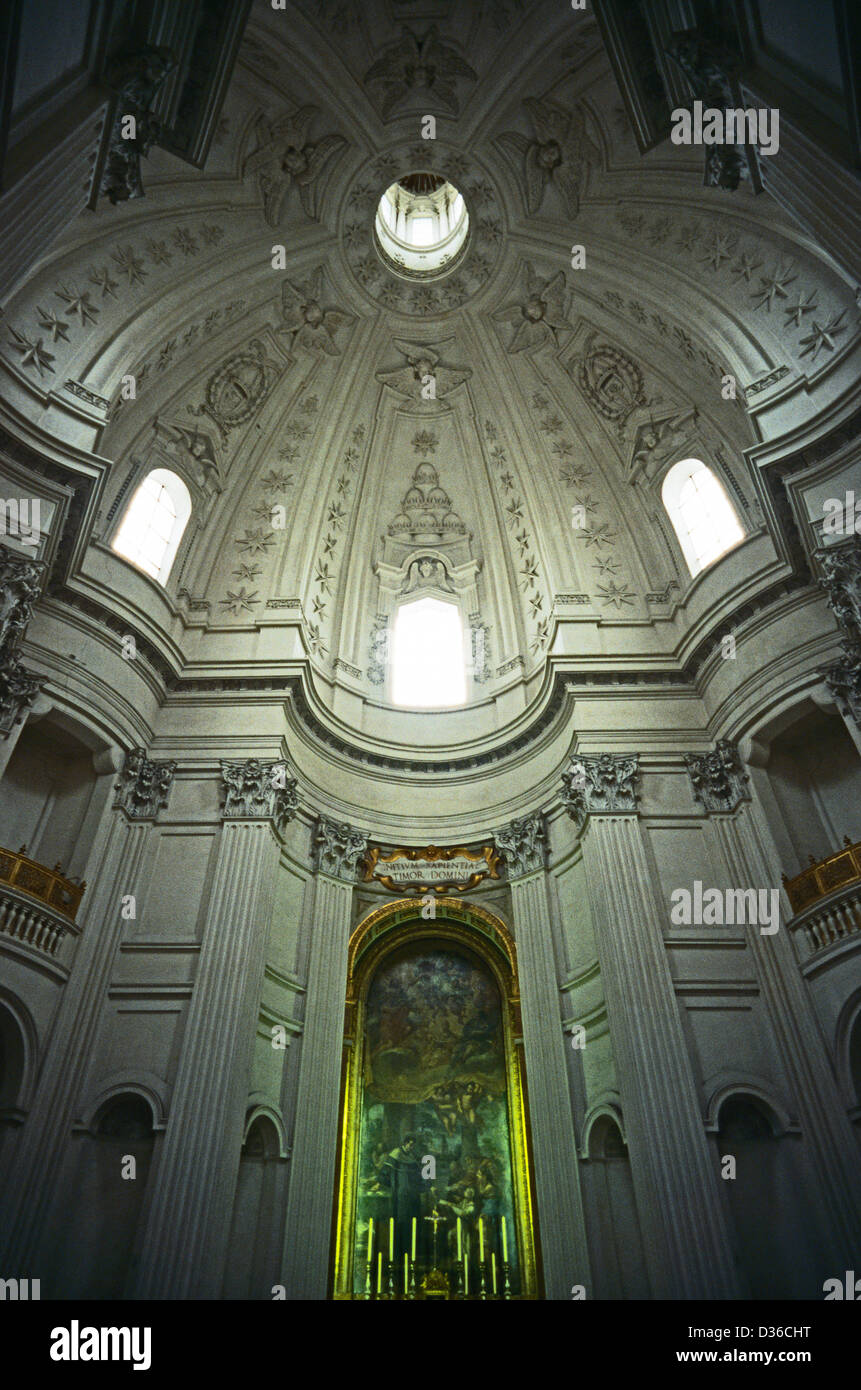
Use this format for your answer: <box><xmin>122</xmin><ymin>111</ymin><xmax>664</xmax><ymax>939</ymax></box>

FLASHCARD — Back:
<box><xmin>332</xmin><ymin>898</ymin><xmax>539</xmax><ymax>1299</ymax></box>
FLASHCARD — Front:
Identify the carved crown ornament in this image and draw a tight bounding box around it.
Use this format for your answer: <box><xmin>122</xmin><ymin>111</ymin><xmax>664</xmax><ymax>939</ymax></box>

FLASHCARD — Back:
<box><xmin>362</xmin><ymin>844</ymin><xmax>502</xmax><ymax>895</ymax></box>
<box><xmin>114</xmin><ymin>747</ymin><xmax>177</xmax><ymax>820</ymax></box>
<box><xmin>684</xmin><ymin>740</ymin><xmax>749</xmax><ymax>814</ymax></box>
<box><xmin>0</xmin><ymin>544</ymin><xmax>46</xmax><ymax>737</ymax></box>
<box><xmin>220</xmin><ymin>759</ymin><xmax>299</xmax><ymax>828</ymax></box>
<box><xmin>561</xmin><ymin>753</ymin><xmax>641</xmax><ymax>828</ymax></box>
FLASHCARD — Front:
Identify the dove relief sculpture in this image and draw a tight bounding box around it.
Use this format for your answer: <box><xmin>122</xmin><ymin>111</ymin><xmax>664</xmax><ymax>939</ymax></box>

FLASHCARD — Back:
<box><xmin>375</xmin><ymin>339</ymin><xmax>472</xmax><ymax>402</ymax></box>
<box><xmin>364</xmin><ymin>27</ymin><xmax>477</xmax><ymax>118</ymax></box>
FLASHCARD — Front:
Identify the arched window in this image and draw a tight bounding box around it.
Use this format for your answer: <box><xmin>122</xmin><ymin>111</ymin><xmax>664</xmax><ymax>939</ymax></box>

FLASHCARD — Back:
<box><xmin>661</xmin><ymin>458</ymin><xmax>744</xmax><ymax>576</ymax></box>
<box><xmin>112</xmin><ymin>468</ymin><xmax>192</xmax><ymax>583</ymax></box>
<box><xmin>390</xmin><ymin>596</ymin><xmax>467</xmax><ymax>708</ymax></box>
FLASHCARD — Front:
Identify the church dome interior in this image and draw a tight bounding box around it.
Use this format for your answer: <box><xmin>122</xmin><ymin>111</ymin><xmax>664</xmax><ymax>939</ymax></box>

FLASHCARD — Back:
<box><xmin>1</xmin><ymin>0</ymin><xmax>861</xmax><ymax>1323</ymax></box>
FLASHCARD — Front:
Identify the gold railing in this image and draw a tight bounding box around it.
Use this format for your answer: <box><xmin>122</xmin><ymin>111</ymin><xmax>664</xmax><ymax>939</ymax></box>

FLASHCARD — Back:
<box><xmin>0</xmin><ymin>846</ymin><xmax>85</xmax><ymax>921</ymax></box>
<box><xmin>782</xmin><ymin>838</ymin><xmax>861</xmax><ymax>915</ymax></box>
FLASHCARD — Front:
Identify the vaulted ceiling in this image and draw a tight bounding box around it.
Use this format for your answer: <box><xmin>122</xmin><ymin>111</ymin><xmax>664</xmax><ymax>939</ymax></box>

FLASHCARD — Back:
<box><xmin>2</xmin><ymin>0</ymin><xmax>858</xmax><ymax>762</ymax></box>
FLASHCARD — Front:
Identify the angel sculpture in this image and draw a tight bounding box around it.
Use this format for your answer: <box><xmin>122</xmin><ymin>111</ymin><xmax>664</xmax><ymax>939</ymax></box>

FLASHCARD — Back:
<box><xmin>364</xmin><ymin>26</ymin><xmax>477</xmax><ymax>118</ymax></box>
<box><xmin>278</xmin><ymin>269</ymin><xmax>352</xmax><ymax>355</ymax></box>
<box><xmin>493</xmin><ymin>264</ymin><xmax>571</xmax><ymax>353</ymax></box>
<box><xmin>375</xmin><ymin>339</ymin><xmax>472</xmax><ymax>401</ymax></box>
<box><xmin>243</xmin><ymin>106</ymin><xmax>346</xmax><ymax>226</ymax></box>
<box><xmin>499</xmin><ymin>97</ymin><xmax>601</xmax><ymax>218</ymax></box>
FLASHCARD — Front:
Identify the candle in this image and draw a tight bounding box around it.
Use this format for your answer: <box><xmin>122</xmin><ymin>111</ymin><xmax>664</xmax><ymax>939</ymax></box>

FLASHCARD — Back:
<box><xmin>492</xmin><ymin>1252</ymin><xmax>497</xmax><ymax>1295</ymax></box>
<box><xmin>367</xmin><ymin>1217</ymin><xmax>374</xmax><ymax>1265</ymax></box>
<box><xmin>501</xmin><ymin>1215</ymin><xmax>508</xmax><ymax>1264</ymax></box>
<box><xmin>464</xmin><ymin>1256</ymin><xmax>468</xmax><ymax>1297</ymax></box>
<box><xmin>411</xmin><ymin>1216</ymin><xmax>416</xmax><ymax>1261</ymax></box>
<box><xmin>389</xmin><ymin>1216</ymin><xmax>394</xmax><ymax>1262</ymax></box>
<box><xmin>404</xmin><ymin>1251</ymin><xmax>408</xmax><ymax>1290</ymax></box>
<box><xmin>377</xmin><ymin>1251</ymin><xmax>382</xmax><ymax>1295</ymax></box>
<box><xmin>478</xmin><ymin>1216</ymin><xmax>484</xmax><ymax>1263</ymax></box>
<box><xmin>456</xmin><ymin>1216</ymin><xmax>462</xmax><ymax>1262</ymax></box>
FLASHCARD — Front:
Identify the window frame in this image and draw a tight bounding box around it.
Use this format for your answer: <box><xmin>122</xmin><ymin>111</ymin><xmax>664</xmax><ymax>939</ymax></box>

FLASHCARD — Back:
<box><xmin>660</xmin><ymin>456</ymin><xmax>746</xmax><ymax>578</ymax></box>
<box><xmin>110</xmin><ymin>466</ymin><xmax>193</xmax><ymax>586</ymax></box>
<box><xmin>387</xmin><ymin>593</ymin><xmax>470</xmax><ymax>710</ymax></box>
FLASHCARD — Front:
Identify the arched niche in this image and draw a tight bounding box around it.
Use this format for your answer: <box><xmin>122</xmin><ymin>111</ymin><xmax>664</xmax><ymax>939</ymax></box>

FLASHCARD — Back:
<box><xmin>224</xmin><ymin>1109</ymin><xmax>289</xmax><ymax>1299</ymax></box>
<box><xmin>714</xmin><ymin>1090</ymin><xmax>827</xmax><ymax>1298</ymax></box>
<box><xmin>332</xmin><ymin>897</ymin><xmax>538</xmax><ymax>1300</ymax></box>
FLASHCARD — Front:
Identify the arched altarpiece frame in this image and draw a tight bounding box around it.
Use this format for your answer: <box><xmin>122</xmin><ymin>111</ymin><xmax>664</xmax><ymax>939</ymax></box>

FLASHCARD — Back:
<box><xmin>332</xmin><ymin>897</ymin><xmax>540</xmax><ymax>1299</ymax></box>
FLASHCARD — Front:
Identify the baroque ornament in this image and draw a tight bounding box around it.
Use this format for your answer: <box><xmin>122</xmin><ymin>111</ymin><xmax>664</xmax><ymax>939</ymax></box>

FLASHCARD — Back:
<box><xmin>569</xmin><ymin>333</ymin><xmax>647</xmax><ymax>429</ymax></box>
<box><xmin>818</xmin><ymin>537</ymin><xmax>861</xmax><ymax>636</ymax></box>
<box><xmin>189</xmin><ymin>340</ymin><xmax>282</xmax><ymax>443</ymax></box>
<box><xmin>0</xmin><ymin>544</ymin><xmax>44</xmax><ymax>735</ymax></box>
<box><xmin>99</xmin><ymin>46</ymin><xmax>176</xmax><ymax>204</ymax></box>
<box><xmin>364</xmin><ymin>27</ymin><xmax>477</xmax><ymax>118</ymax></box>
<box><xmin>375</xmin><ymin>338</ymin><xmax>471</xmax><ymax>402</ymax></box>
<box><xmin>315</xmin><ymin>817</ymin><xmax>368</xmax><ymax>879</ymax></box>
<box><xmin>494</xmin><ymin>264</ymin><xmax>571</xmax><ymax>353</ymax></box>
<box><xmin>243</xmin><ymin>105</ymin><xmax>347</xmax><ymax>226</ymax></box>
<box><xmin>684</xmin><ymin>740</ymin><xmax>749</xmax><ymax>814</ymax></box>
<box><xmin>114</xmin><ymin>747</ymin><xmax>176</xmax><ymax>820</ymax></box>
<box><xmin>220</xmin><ymin>759</ymin><xmax>298</xmax><ymax>826</ymax></box>
<box><xmin>494</xmin><ymin>814</ymin><xmax>546</xmax><ymax>877</ymax></box>
<box><xmin>499</xmin><ymin>97</ymin><xmax>601</xmax><ymax>217</ymax></box>
<box><xmin>561</xmin><ymin>753</ymin><xmax>640</xmax><ymax>827</ymax></box>
<box><xmin>278</xmin><ymin>269</ymin><xmax>353</xmax><ymax>356</ymax></box>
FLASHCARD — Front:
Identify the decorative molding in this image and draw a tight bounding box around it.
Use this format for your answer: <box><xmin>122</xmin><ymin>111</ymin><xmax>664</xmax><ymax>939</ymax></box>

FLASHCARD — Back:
<box><xmin>64</xmin><ymin>379</ymin><xmax>111</xmax><ymax>410</ymax></box>
<box><xmin>314</xmin><ymin>817</ymin><xmax>368</xmax><ymax>880</ymax></box>
<box><xmin>818</xmin><ymin>536</ymin><xmax>861</xmax><ymax>638</ymax></box>
<box><xmin>363</xmin><ymin>27</ymin><xmax>477</xmax><ymax>118</ymax></box>
<box><xmin>114</xmin><ymin>747</ymin><xmax>176</xmax><ymax>820</ymax></box>
<box><xmin>554</xmin><ymin>593</ymin><xmax>590</xmax><ymax>605</ymax></box>
<box><xmin>684</xmin><ymin>740</ymin><xmax>749</xmax><ymax>814</ymax></box>
<box><xmin>744</xmin><ymin>366</ymin><xmax>791</xmax><ymax>399</ymax></box>
<box><xmin>242</xmin><ymin>104</ymin><xmax>347</xmax><ymax>225</ymax></box>
<box><xmin>494</xmin><ymin>813</ymin><xmax>546</xmax><ymax>877</ymax></box>
<box><xmin>362</xmin><ymin>844</ymin><xmax>501</xmax><ymax>895</ymax></box>
<box><xmin>561</xmin><ymin>752</ymin><xmax>640</xmax><ymax>826</ymax></box>
<box><xmin>498</xmin><ymin>97</ymin><xmax>601</xmax><ymax>217</ymax></box>
<box><xmin>220</xmin><ymin>759</ymin><xmax>298</xmax><ymax>826</ymax></box>
<box><xmin>0</xmin><ymin>544</ymin><xmax>46</xmax><ymax>737</ymax></box>
<box><xmin>333</xmin><ymin>657</ymin><xmax>362</xmax><ymax>680</ymax></box>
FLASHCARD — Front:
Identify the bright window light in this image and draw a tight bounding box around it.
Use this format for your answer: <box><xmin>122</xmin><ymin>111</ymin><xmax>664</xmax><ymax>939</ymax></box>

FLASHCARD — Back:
<box><xmin>411</xmin><ymin>216</ymin><xmax>435</xmax><ymax>246</ymax></box>
<box><xmin>662</xmin><ymin>458</ymin><xmax>745</xmax><ymax>576</ymax></box>
<box><xmin>390</xmin><ymin>597</ymin><xmax>467</xmax><ymax>708</ymax></box>
<box><xmin>112</xmin><ymin>468</ymin><xmax>192</xmax><ymax>583</ymax></box>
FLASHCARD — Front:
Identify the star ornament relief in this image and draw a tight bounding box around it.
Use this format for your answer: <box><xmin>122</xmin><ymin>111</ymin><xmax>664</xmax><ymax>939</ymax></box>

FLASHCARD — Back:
<box><xmin>36</xmin><ymin>307</ymin><xmax>70</xmax><ymax>342</ymax></box>
<box><xmin>220</xmin><ymin>587</ymin><xmax>259</xmax><ymax>615</ymax></box>
<box><xmin>798</xmin><ymin>310</ymin><xmax>847</xmax><ymax>360</ymax></box>
<box><xmin>8</xmin><ymin>327</ymin><xmax>55</xmax><ymax>376</ymax></box>
<box><xmin>751</xmin><ymin>262</ymin><xmax>797</xmax><ymax>311</ymax></box>
<box><xmin>597</xmin><ymin>580</ymin><xmax>635</xmax><ymax>608</ymax></box>
<box><xmin>54</xmin><ymin>285</ymin><xmax>99</xmax><ymax>325</ymax></box>
<box><xmin>236</xmin><ymin>528</ymin><xmax>275</xmax><ymax>554</ymax></box>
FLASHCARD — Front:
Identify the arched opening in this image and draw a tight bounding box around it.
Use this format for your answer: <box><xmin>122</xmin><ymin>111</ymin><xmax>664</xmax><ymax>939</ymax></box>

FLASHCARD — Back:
<box><xmin>224</xmin><ymin>1113</ymin><xmax>288</xmax><ymax>1299</ymax></box>
<box><xmin>661</xmin><ymin>458</ymin><xmax>745</xmax><ymax>576</ymax></box>
<box><xmin>584</xmin><ymin>1114</ymin><xmax>650</xmax><ymax>1298</ymax></box>
<box><xmin>44</xmin><ymin>1091</ymin><xmax>156</xmax><ymax>1298</ymax></box>
<box><xmin>111</xmin><ymin>467</ymin><xmax>192</xmax><ymax>583</ymax></box>
<box><xmin>0</xmin><ymin>714</ymin><xmax>103</xmax><ymax>878</ymax></box>
<box><xmin>333</xmin><ymin>901</ymin><xmax>538</xmax><ymax>1299</ymax></box>
<box><xmin>390</xmin><ymin>596</ymin><xmax>467</xmax><ymax>708</ymax></box>
<box><xmin>715</xmin><ymin>1093</ymin><xmax>825</xmax><ymax>1297</ymax></box>
<box><xmin>0</xmin><ymin>1002</ymin><xmax>28</xmax><ymax>1180</ymax></box>
<box><xmin>848</xmin><ymin>1009</ymin><xmax>861</xmax><ymax>1108</ymax></box>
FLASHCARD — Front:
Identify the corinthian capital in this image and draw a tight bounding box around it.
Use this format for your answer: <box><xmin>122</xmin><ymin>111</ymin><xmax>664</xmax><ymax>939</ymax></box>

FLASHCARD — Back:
<box><xmin>561</xmin><ymin>752</ymin><xmax>640</xmax><ymax>827</ymax></box>
<box><xmin>314</xmin><ymin>817</ymin><xmax>368</xmax><ymax>880</ymax></box>
<box><xmin>220</xmin><ymin>759</ymin><xmax>299</xmax><ymax>827</ymax></box>
<box><xmin>684</xmin><ymin>740</ymin><xmax>749</xmax><ymax>814</ymax></box>
<box><xmin>494</xmin><ymin>813</ymin><xmax>546</xmax><ymax>877</ymax></box>
<box><xmin>115</xmin><ymin>747</ymin><xmax>176</xmax><ymax>819</ymax></box>
<box><xmin>818</xmin><ymin>537</ymin><xmax>861</xmax><ymax>639</ymax></box>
